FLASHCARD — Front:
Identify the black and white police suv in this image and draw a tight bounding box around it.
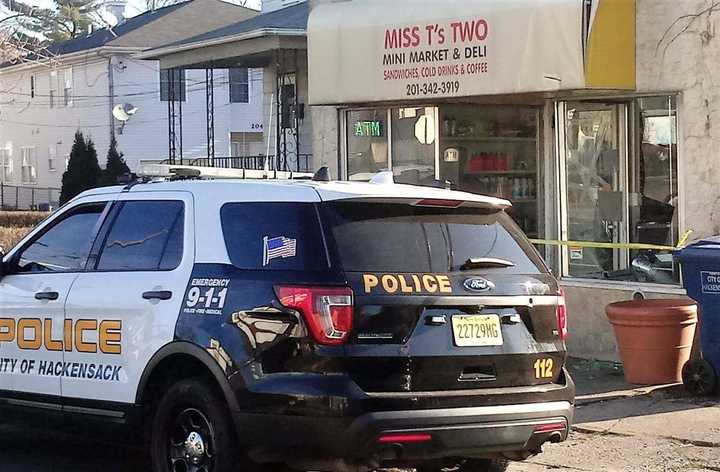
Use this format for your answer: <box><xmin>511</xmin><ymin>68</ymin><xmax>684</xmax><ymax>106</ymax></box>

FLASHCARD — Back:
<box><xmin>0</xmin><ymin>169</ymin><xmax>574</xmax><ymax>472</ymax></box>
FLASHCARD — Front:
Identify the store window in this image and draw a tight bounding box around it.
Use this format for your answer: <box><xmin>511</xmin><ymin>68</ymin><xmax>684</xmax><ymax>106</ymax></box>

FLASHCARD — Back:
<box><xmin>343</xmin><ymin>105</ymin><xmax>542</xmax><ymax>238</ymax></box>
<box><xmin>346</xmin><ymin>109</ymin><xmax>389</xmax><ymax>180</ymax></box>
<box><xmin>560</xmin><ymin>96</ymin><xmax>679</xmax><ymax>284</ymax></box>
<box><xmin>438</xmin><ymin>105</ymin><xmax>540</xmax><ymax>238</ymax></box>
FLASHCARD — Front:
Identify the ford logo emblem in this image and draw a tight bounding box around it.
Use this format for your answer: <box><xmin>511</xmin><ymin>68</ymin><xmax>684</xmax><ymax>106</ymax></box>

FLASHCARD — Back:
<box><xmin>463</xmin><ymin>277</ymin><xmax>494</xmax><ymax>292</ymax></box>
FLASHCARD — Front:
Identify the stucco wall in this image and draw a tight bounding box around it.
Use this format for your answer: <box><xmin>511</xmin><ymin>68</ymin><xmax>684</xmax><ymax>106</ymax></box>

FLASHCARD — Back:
<box><xmin>637</xmin><ymin>0</ymin><xmax>720</xmax><ymax>241</ymax></box>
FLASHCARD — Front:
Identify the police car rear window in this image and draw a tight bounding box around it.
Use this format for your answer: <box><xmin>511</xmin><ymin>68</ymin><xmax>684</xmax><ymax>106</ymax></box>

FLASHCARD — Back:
<box><xmin>221</xmin><ymin>203</ymin><xmax>329</xmax><ymax>271</ymax></box>
<box><xmin>322</xmin><ymin>202</ymin><xmax>545</xmax><ymax>274</ymax></box>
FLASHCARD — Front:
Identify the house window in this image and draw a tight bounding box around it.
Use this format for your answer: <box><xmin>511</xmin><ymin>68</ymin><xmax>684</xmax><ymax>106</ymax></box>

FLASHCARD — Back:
<box><xmin>30</xmin><ymin>75</ymin><xmax>35</xmax><ymax>98</ymax></box>
<box><xmin>229</xmin><ymin>68</ymin><xmax>249</xmax><ymax>103</ymax></box>
<box><xmin>48</xmin><ymin>145</ymin><xmax>57</xmax><ymax>171</ymax></box>
<box><xmin>0</xmin><ymin>148</ymin><xmax>12</xmax><ymax>182</ymax></box>
<box><xmin>559</xmin><ymin>96</ymin><xmax>679</xmax><ymax>284</ymax></box>
<box><xmin>160</xmin><ymin>69</ymin><xmax>186</xmax><ymax>102</ymax></box>
<box><xmin>21</xmin><ymin>147</ymin><xmax>38</xmax><ymax>184</ymax></box>
<box><xmin>49</xmin><ymin>71</ymin><xmax>57</xmax><ymax>108</ymax></box>
<box><xmin>60</xmin><ymin>68</ymin><xmax>73</xmax><ymax>106</ymax></box>
<box><xmin>230</xmin><ymin>132</ymin><xmax>263</xmax><ymax>157</ymax></box>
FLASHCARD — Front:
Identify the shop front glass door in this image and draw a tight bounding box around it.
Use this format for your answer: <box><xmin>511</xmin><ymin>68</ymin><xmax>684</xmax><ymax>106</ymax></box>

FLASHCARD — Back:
<box><xmin>563</xmin><ymin>102</ymin><xmax>627</xmax><ymax>278</ymax></box>
<box><xmin>346</xmin><ymin>109</ymin><xmax>389</xmax><ymax>181</ymax></box>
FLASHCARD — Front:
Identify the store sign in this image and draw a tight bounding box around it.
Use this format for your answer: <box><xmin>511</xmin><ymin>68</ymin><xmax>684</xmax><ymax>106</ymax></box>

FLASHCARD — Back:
<box><xmin>354</xmin><ymin>120</ymin><xmax>384</xmax><ymax>137</ymax></box>
<box><xmin>308</xmin><ymin>0</ymin><xmax>636</xmax><ymax>105</ymax></box>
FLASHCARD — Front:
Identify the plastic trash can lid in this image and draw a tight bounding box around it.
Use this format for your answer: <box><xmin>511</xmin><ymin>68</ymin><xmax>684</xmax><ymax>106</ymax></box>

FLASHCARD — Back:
<box><xmin>675</xmin><ymin>235</ymin><xmax>720</xmax><ymax>260</ymax></box>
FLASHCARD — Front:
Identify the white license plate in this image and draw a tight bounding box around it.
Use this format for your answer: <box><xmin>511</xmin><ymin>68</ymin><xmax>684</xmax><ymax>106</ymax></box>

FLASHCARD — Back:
<box><xmin>451</xmin><ymin>315</ymin><xmax>504</xmax><ymax>347</ymax></box>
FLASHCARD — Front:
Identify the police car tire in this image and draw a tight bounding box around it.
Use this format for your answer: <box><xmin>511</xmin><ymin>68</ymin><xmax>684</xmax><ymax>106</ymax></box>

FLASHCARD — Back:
<box><xmin>150</xmin><ymin>377</ymin><xmax>238</xmax><ymax>472</ymax></box>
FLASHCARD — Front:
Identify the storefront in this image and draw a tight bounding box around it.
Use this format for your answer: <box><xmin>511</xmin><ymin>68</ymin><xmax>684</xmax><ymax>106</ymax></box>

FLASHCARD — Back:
<box><xmin>308</xmin><ymin>0</ymin><xmax>688</xmax><ymax>360</ymax></box>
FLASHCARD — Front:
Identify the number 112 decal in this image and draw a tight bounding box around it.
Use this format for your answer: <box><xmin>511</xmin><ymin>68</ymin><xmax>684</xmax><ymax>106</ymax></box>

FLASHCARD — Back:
<box><xmin>534</xmin><ymin>358</ymin><xmax>554</xmax><ymax>379</ymax></box>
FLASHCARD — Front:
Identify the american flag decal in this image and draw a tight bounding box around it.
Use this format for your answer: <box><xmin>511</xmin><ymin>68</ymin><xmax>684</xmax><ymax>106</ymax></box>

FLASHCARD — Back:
<box><xmin>263</xmin><ymin>236</ymin><xmax>298</xmax><ymax>266</ymax></box>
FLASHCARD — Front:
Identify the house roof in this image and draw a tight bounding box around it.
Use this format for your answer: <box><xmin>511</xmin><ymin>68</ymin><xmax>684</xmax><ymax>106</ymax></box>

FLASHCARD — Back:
<box><xmin>44</xmin><ymin>2</ymin><xmax>188</xmax><ymax>56</ymax></box>
<box><xmin>4</xmin><ymin>0</ymin><xmax>259</xmax><ymax>67</ymax></box>
<box><xmin>158</xmin><ymin>1</ymin><xmax>308</xmax><ymax>51</ymax></box>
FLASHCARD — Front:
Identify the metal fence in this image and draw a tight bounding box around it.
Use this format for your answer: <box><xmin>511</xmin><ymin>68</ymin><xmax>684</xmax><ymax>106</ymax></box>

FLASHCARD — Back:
<box><xmin>1</xmin><ymin>183</ymin><xmax>60</xmax><ymax>211</ymax></box>
<box><xmin>184</xmin><ymin>154</ymin><xmax>313</xmax><ymax>173</ymax></box>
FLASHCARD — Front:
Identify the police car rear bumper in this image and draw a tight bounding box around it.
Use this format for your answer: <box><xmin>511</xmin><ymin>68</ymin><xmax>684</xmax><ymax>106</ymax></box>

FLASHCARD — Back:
<box><xmin>232</xmin><ymin>370</ymin><xmax>575</xmax><ymax>461</ymax></box>
<box><xmin>234</xmin><ymin>401</ymin><xmax>573</xmax><ymax>461</ymax></box>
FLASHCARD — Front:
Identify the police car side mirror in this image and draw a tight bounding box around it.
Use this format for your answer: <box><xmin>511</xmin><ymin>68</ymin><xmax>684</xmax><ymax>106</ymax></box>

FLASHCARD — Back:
<box><xmin>0</xmin><ymin>247</ymin><xmax>6</xmax><ymax>278</ymax></box>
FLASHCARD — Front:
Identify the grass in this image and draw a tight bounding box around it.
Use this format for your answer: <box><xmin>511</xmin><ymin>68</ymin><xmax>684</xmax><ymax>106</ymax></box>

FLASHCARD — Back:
<box><xmin>0</xmin><ymin>211</ymin><xmax>49</xmax><ymax>250</ymax></box>
<box><xmin>0</xmin><ymin>227</ymin><xmax>32</xmax><ymax>250</ymax></box>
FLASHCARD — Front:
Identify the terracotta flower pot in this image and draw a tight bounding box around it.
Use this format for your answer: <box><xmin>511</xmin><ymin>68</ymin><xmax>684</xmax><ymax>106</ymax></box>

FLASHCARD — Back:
<box><xmin>606</xmin><ymin>298</ymin><xmax>697</xmax><ymax>385</ymax></box>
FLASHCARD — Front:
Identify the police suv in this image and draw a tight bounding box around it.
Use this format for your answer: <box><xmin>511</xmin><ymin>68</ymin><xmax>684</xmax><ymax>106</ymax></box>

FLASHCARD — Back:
<box><xmin>0</xmin><ymin>169</ymin><xmax>574</xmax><ymax>472</ymax></box>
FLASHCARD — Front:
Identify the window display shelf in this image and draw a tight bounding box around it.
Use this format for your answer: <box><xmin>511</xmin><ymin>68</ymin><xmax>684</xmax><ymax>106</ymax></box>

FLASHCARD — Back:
<box><xmin>442</xmin><ymin>136</ymin><xmax>537</xmax><ymax>143</ymax></box>
<box><xmin>465</xmin><ymin>170</ymin><xmax>537</xmax><ymax>176</ymax></box>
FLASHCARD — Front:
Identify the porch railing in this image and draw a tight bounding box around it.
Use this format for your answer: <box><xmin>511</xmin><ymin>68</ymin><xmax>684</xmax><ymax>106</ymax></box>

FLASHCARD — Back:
<box><xmin>168</xmin><ymin>154</ymin><xmax>313</xmax><ymax>173</ymax></box>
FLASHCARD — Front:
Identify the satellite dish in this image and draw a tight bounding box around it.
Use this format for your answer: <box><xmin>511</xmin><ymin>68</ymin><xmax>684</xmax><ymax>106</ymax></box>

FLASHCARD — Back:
<box><xmin>113</xmin><ymin>103</ymin><xmax>137</xmax><ymax>122</ymax></box>
<box><xmin>113</xmin><ymin>104</ymin><xmax>138</xmax><ymax>135</ymax></box>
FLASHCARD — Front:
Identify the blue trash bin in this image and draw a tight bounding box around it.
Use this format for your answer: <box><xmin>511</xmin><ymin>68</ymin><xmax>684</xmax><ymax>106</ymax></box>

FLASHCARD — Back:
<box><xmin>676</xmin><ymin>237</ymin><xmax>720</xmax><ymax>393</ymax></box>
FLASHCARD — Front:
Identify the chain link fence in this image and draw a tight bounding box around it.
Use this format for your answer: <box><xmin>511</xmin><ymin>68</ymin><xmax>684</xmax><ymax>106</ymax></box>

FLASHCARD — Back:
<box><xmin>1</xmin><ymin>183</ymin><xmax>60</xmax><ymax>211</ymax></box>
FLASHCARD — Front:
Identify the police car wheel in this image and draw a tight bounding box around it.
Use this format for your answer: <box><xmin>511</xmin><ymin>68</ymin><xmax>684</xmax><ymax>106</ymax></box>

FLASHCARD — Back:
<box><xmin>151</xmin><ymin>378</ymin><xmax>238</xmax><ymax>472</ymax></box>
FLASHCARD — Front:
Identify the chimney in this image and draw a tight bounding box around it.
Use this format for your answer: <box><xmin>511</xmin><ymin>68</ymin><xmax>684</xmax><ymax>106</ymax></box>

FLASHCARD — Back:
<box><xmin>105</xmin><ymin>0</ymin><xmax>127</xmax><ymax>24</ymax></box>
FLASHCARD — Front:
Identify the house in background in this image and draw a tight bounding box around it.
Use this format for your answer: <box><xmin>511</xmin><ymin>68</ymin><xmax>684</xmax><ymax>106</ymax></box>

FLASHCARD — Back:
<box><xmin>0</xmin><ymin>0</ymin><xmax>264</xmax><ymax>204</ymax></box>
<box><xmin>140</xmin><ymin>0</ymin><xmax>324</xmax><ymax>174</ymax></box>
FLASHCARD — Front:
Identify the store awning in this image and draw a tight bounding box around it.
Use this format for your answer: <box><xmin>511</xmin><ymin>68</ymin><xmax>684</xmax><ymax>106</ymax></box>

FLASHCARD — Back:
<box><xmin>307</xmin><ymin>0</ymin><xmax>635</xmax><ymax>105</ymax></box>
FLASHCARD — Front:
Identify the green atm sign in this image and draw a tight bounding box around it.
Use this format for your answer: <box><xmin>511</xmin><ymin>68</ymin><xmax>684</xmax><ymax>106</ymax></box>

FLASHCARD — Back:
<box><xmin>354</xmin><ymin>120</ymin><xmax>384</xmax><ymax>137</ymax></box>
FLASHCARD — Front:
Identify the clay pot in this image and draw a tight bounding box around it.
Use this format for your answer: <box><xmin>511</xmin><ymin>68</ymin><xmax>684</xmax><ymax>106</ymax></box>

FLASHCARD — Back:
<box><xmin>606</xmin><ymin>299</ymin><xmax>697</xmax><ymax>385</ymax></box>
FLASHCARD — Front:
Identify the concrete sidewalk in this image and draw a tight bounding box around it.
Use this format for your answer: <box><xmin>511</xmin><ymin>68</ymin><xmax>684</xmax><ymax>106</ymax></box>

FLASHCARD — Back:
<box><xmin>510</xmin><ymin>359</ymin><xmax>720</xmax><ymax>471</ymax></box>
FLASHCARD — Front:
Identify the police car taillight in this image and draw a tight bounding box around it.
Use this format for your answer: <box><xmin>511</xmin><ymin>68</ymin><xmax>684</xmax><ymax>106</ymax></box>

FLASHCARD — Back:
<box><xmin>557</xmin><ymin>289</ymin><xmax>568</xmax><ymax>341</ymax></box>
<box><xmin>274</xmin><ymin>286</ymin><xmax>354</xmax><ymax>346</ymax></box>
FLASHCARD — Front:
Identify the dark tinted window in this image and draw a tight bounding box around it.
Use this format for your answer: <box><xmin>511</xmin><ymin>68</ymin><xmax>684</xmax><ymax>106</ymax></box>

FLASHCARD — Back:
<box><xmin>97</xmin><ymin>201</ymin><xmax>184</xmax><ymax>271</ymax></box>
<box><xmin>324</xmin><ymin>202</ymin><xmax>545</xmax><ymax>274</ymax></box>
<box><xmin>229</xmin><ymin>68</ymin><xmax>249</xmax><ymax>103</ymax></box>
<box><xmin>17</xmin><ymin>203</ymin><xmax>105</xmax><ymax>273</ymax></box>
<box><xmin>221</xmin><ymin>203</ymin><xmax>327</xmax><ymax>271</ymax></box>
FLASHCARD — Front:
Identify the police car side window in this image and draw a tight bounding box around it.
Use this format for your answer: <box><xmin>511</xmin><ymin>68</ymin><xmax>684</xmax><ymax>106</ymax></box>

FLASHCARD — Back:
<box><xmin>221</xmin><ymin>203</ymin><xmax>328</xmax><ymax>271</ymax></box>
<box><xmin>16</xmin><ymin>203</ymin><xmax>106</xmax><ymax>273</ymax></box>
<box><xmin>95</xmin><ymin>201</ymin><xmax>184</xmax><ymax>272</ymax></box>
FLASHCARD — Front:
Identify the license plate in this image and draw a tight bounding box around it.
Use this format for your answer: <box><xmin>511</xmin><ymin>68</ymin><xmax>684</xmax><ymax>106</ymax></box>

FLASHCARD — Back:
<box><xmin>452</xmin><ymin>315</ymin><xmax>503</xmax><ymax>347</ymax></box>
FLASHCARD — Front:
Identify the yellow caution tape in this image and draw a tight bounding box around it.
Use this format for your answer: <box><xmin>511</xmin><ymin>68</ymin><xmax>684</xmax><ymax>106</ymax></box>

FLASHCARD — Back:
<box><xmin>529</xmin><ymin>230</ymin><xmax>694</xmax><ymax>252</ymax></box>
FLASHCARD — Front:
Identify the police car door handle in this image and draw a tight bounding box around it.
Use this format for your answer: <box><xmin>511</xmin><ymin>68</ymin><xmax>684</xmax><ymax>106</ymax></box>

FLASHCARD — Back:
<box><xmin>142</xmin><ymin>290</ymin><xmax>173</xmax><ymax>301</ymax></box>
<box><xmin>35</xmin><ymin>291</ymin><xmax>59</xmax><ymax>301</ymax></box>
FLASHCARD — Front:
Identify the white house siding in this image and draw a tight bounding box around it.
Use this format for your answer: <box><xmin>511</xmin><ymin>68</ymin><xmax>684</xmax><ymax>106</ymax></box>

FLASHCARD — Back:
<box><xmin>0</xmin><ymin>54</ymin><xmax>264</xmax><ymax>192</ymax></box>
<box><xmin>0</xmin><ymin>56</ymin><xmax>111</xmax><ymax>191</ymax></box>
<box><xmin>113</xmin><ymin>59</ymin><xmax>263</xmax><ymax>165</ymax></box>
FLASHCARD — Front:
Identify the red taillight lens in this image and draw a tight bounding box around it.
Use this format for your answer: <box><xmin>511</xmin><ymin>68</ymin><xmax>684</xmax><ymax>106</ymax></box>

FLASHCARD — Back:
<box><xmin>377</xmin><ymin>433</ymin><xmax>433</xmax><ymax>444</ymax></box>
<box><xmin>533</xmin><ymin>421</ymin><xmax>567</xmax><ymax>434</ymax></box>
<box><xmin>557</xmin><ymin>289</ymin><xmax>568</xmax><ymax>341</ymax></box>
<box><xmin>274</xmin><ymin>285</ymin><xmax>354</xmax><ymax>346</ymax></box>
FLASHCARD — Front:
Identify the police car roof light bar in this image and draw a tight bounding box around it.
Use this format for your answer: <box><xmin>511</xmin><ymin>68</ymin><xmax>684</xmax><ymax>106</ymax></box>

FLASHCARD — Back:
<box><xmin>136</xmin><ymin>163</ymin><xmax>314</xmax><ymax>182</ymax></box>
